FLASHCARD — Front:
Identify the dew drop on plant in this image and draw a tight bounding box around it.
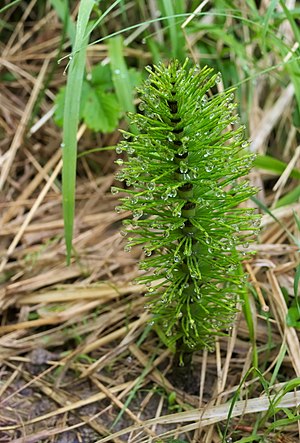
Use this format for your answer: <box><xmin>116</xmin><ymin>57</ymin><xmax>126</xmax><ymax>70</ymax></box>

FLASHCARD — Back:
<box><xmin>215</xmin><ymin>72</ymin><xmax>222</xmax><ymax>84</ymax></box>
<box><xmin>127</xmin><ymin>147</ymin><xmax>135</xmax><ymax>155</ymax></box>
<box><xmin>115</xmin><ymin>159</ymin><xmax>124</xmax><ymax>166</ymax></box>
<box><xmin>242</xmin><ymin>141</ymin><xmax>249</xmax><ymax>148</ymax></box>
<box><xmin>60</xmin><ymin>143</ymin><xmax>65</xmax><ymax>148</ymax></box>
<box><xmin>147</xmin><ymin>182</ymin><xmax>155</xmax><ymax>191</ymax></box>
<box><xmin>205</xmin><ymin>164</ymin><xmax>214</xmax><ymax>172</ymax></box>
<box><xmin>116</xmin><ymin>146</ymin><xmax>123</xmax><ymax>154</ymax></box>
<box><xmin>201</xmin><ymin>94</ymin><xmax>208</xmax><ymax>106</ymax></box>
<box><xmin>111</xmin><ymin>187</ymin><xmax>119</xmax><ymax>195</ymax></box>
<box><xmin>177</xmin><ymin>146</ymin><xmax>187</xmax><ymax>156</ymax></box>
<box><xmin>179</xmin><ymin>162</ymin><xmax>188</xmax><ymax>173</ymax></box>
<box><xmin>133</xmin><ymin>210</ymin><xmax>143</xmax><ymax>219</ymax></box>
<box><xmin>139</xmin><ymin>102</ymin><xmax>145</xmax><ymax>111</ymax></box>
<box><xmin>114</xmin><ymin>69</ymin><xmax>121</xmax><ymax>75</ymax></box>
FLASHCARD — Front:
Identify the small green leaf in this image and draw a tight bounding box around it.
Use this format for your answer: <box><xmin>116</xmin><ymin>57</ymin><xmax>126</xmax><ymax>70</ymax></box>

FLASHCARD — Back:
<box><xmin>54</xmin><ymin>81</ymin><xmax>90</xmax><ymax>127</ymax></box>
<box><xmin>54</xmin><ymin>86</ymin><xmax>66</xmax><ymax>127</ymax></box>
<box><xmin>82</xmin><ymin>86</ymin><xmax>120</xmax><ymax>133</ymax></box>
<box><xmin>286</xmin><ymin>303</ymin><xmax>300</xmax><ymax>328</ymax></box>
<box><xmin>90</xmin><ymin>63</ymin><xmax>113</xmax><ymax>89</ymax></box>
<box><xmin>128</xmin><ymin>67</ymin><xmax>143</xmax><ymax>89</ymax></box>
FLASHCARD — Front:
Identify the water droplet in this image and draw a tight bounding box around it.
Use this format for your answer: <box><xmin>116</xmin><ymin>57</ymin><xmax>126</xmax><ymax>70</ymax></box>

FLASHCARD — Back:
<box><xmin>111</xmin><ymin>187</ymin><xmax>119</xmax><ymax>195</ymax></box>
<box><xmin>60</xmin><ymin>143</ymin><xmax>65</xmax><ymax>148</ymax></box>
<box><xmin>116</xmin><ymin>146</ymin><xmax>123</xmax><ymax>154</ymax></box>
<box><xmin>114</xmin><ymin>69</ymin><xmax>121</xmax><ymax>75</ymax></box>
<box><xmin>215</xmin><ymin>72</ymin><xmax>222</xmax><ymax>84</ymax></box>
<box><xmin>205</xmin><ymin>163</ymin><xmax>214</xmax><ymax>172</ymax></box>
<box><xmin>177</xmin><ymin>146</ymin><xmax>187</xmax><ymax>156</ymax></box>
<box><xmin>242</xmin><ymin>141</ymin><xmax>249</xmax><ymax>148</ymax></box>
<box><xmin>147</xmin><ymin>182</ymin><xmax>155</xmax><ymax>191</ymax></box>
<box><xmin>174</xmin><ymin>255</ymin><xmax>181</xmax><ymax>263</ymax></box>
<box><xmin>133</xmin><ymin>210</ymin><xmax>143</xmax><ymax>219</ymax></box>
<box><xmin>139</xmin><ymin>102</ymin><xmax>145</xmax><ymax>111</ymax></box>
<box><xmin>127</xmin><ymin>147</ymin><xmax>135</xmax><ymax>155</ymax></box>
<box><xmin>115</xmin><ymin>159</ymin><xmax>124</xmax><ymax>166</ymax></box>
<box><xmin>201</xmin><ymin>94</ymin><xmax>208</xmax><ymax>106</ymax></box>
<box><xmin>179</xmin><ymin>161</ymin><xmax>188</xmax><ymax>173</ymax></box>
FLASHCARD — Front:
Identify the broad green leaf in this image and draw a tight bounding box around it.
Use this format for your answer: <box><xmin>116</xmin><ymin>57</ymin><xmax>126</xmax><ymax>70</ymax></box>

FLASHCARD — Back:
<box><xmin>53</xmin><ymin>86</ymin><xmax>66</xmax><ymax>127</ymax></box>
<box><xmin>54</xmin><ymin>81</ymin><xmax>90</xmax><ymax>127</ymax></box>
<box><xmin>128</xmin><ymin>67</ymin><xmax>142</xmax><ymax>89</ymax></box>
<box><xmin>82</xmin><ymin>86</ymin><xmax>120</xmax><ymax>133</ymax></box>
<box><xmin>286</xmin><ymin>302</ymin><xmax>300</xmax><ymax>328</ymax></box>
<box><xmin>90</xmin><ymin>63</ymin><xmax>114</xmax><ymax>89</ymax></box>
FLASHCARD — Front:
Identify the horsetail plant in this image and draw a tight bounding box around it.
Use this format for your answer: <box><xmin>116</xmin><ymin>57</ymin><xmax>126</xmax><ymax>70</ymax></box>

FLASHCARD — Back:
<box><xmin>112</xmin><ymin>59</ymin><xmax>260</xmax><ymax>357</ymax></box>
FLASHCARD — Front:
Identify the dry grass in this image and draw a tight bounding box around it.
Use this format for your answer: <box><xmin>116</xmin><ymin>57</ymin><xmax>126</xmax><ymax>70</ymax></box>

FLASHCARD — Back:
<box><xmin>0</xmin><ymin>2</ymin><xmax>300</xmax><ymax>442</ymax></box>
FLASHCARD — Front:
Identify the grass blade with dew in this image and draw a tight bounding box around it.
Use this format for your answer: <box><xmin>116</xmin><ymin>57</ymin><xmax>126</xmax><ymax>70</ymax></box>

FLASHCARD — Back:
<box><xmin>62</xmin><ymin>0</ymin><xmax>94</xmax><ymax>264</ymax></box>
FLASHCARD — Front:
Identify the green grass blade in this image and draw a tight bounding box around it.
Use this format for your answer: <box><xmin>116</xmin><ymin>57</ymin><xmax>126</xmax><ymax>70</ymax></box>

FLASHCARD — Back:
<box><xmin>0</xmin><ymin>0</ymin><xmax>21</xmax><ymax>13</ymax></box>
<box><xmin>50</xmin><ymin>0</ymin><xmax>76</xmax><ymax>45</ymax></box>
<box><xmin>62</xmin><ymin>0</ymin><xmax>94</xmax><ymax>264</ymax></box>
<box><xmin>108</xmin><ymin>35</ymin><xmax>137</xmax><ymax>133</ymax></box>
<box><xmin>254</xmin><ymin>154</ymin><xmax>300</xmax><ymax>179</ymax></box>
<box><xmin>275</xmin><ymin>185</ymin><xmax>300</xmax><ymax>208</ymax></box>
